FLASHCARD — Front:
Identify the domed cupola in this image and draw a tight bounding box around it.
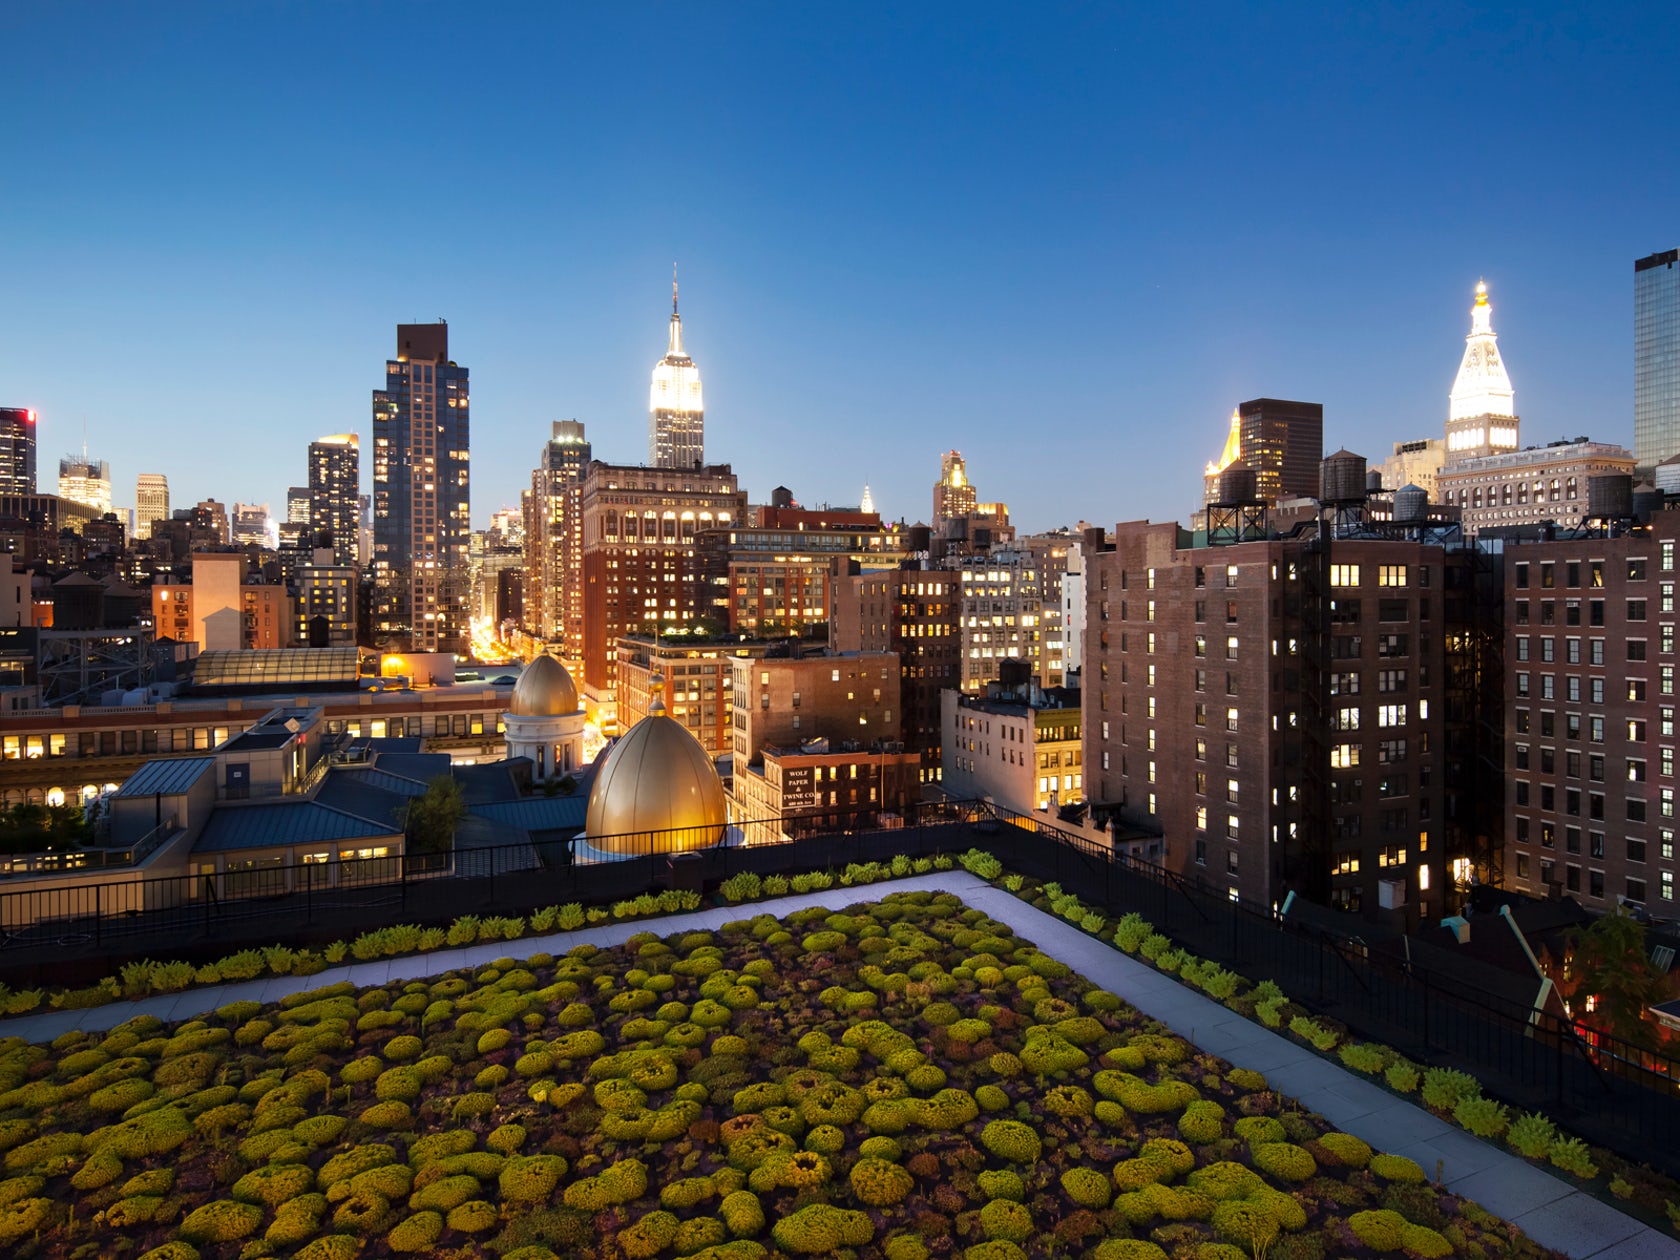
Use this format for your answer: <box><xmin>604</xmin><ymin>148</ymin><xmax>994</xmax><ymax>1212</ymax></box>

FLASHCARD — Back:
<box><xmin>584</xmin><ymin>683</ymin><xmax>727</xmax><ymax>854</ymax></box>
<box><xmin>503</xmin><ymin>653</ymin><xmax>584</xmax><ymax>779</ymax></box>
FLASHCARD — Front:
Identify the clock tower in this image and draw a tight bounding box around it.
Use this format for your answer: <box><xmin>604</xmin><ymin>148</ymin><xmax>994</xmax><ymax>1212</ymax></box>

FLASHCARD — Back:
<box><xmin>1444</xmin><ymin>280</ymin><xmax>1520</xmax><ymax>463</ymax></box>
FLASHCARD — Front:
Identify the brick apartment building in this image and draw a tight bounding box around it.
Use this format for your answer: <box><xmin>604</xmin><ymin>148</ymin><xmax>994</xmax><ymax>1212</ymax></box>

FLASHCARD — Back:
<box><xmin>1082</xmin><ymin>516</ymin><xmax>1499</xmax><ymax>927</ymax></box>
<box><xmin>832</xmin><ymin>567</ymin><xmax>960</xmax><ymax>784</ymax></box>
<box><xmin>1503</xmin><ymin>510</ymin><xmax>1680</xmax><ymax>914</ymax></box>
<box><xmin>578</xmin><ymin>462</ymin><xmax>747</xmax><ymax>708</ymax></box>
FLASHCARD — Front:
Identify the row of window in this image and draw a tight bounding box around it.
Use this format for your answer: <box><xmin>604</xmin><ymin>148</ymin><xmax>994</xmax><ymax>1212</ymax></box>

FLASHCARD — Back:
<box><xmin>1515</xmin><ymin>554</ymin><xmax>1665</xmax><ymax>589</ymax></box>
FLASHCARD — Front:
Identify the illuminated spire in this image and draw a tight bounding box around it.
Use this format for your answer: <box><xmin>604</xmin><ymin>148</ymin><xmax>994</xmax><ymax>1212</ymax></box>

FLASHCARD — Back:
<box><xmin>1204</xmin><ymin>408</ymin><xmax>1242</xmax><ymax>477</ymax></box>
<box><xmin>860</xmin><ymin>482</ymin><xmax>875</xmax><ymax>515</ymax></box>
<box><xmin>1449</xmin><ymin>279</ymin><xmax>1515</xmax><ymax>422</ymax></box>
<box><xmin>650</xmin><ymin>266</ymin><xmax>704</xmax><ymax>467</ymax></box>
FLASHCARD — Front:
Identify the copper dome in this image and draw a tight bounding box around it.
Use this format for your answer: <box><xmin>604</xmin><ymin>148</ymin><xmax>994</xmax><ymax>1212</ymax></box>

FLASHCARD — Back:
<box><xmin>508</xmin><ymin>653</ymin><xmax>579</xmax><ymax>718</ymax></box>
<box><xmin>584</xmin><ymin>710</ymin><xmax>727</xmax><ymax>855</ymax></box>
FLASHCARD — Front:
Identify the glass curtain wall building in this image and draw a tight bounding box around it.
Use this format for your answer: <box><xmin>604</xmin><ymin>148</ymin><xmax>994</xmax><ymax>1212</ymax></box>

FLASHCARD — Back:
<box><xmin>1636</xmin><ymin>249</ymin><xmax>1680</xmax><ymax>472</ymax></box>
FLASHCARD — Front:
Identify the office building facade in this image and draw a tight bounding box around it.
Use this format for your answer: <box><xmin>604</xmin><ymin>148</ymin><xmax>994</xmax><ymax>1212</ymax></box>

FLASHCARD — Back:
<box><xmin>372</xmin><ymin>322</ymin><xmax>470</xmax><ymax>653</ymax></box>
<box><xmin>0</xmin><ymin>410</ymin><xmax>37</xmax><ymax>495</ymax></box>
<box><xmin>1202</xmin><ymin>400</ymin><xmax>1324</xmax><ymax>508</ymax></box>
<box><xmin>58</xmin><ymin>456</ymin><xmax>112</xmax><ymax>515</ymax></box>
<box><xmin>650</xmin><ymin>281</ymin><xmax>705</xmax><ymax>469</ymax></box>
<box><xmin>309</xmin><ymin>434</ymin><xmax>360</xmax><ymax>566</ymax></box>
<box><xmin>1437</xmin><ymin>441</ymin><xmax>1636</xmax><ymax>533</ymax></box>
<box><xmin>135</xmin><ymin>474</ymin><xmax>169</xmax><ymax>541</ymax></box>
<box><xmin>1636</xmin><ymin>249</ymin><xmax>1680</xmax><ymax>471</ymax></box>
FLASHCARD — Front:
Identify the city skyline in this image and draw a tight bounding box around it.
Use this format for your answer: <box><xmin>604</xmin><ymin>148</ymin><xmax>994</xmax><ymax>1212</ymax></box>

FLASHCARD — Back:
<box><xmin>3</xmin><ymin>6</ymin><xmax>1677</xmax><ymax>531</ymax></box>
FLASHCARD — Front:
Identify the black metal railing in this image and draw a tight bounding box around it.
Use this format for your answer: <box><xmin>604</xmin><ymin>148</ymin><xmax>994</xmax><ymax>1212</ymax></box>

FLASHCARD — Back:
<box><xmin>972</xmin><ymin>802</ymin><xmax>1680</xmax><ymax>1176</ymax></box>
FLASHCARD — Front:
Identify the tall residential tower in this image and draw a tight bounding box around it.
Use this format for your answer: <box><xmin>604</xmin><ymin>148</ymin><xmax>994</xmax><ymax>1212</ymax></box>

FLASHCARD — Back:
<box><xmin>372</xmin><ymin>322</ymin><xmax>470</xmax><ymax>653</ymax></box>
<box><xmin>0</xmin><ymin>409</ymin><xmax>37</xmax><ymax>494</ymax></box>
<box><xmin>1635</xmin><ymin>249</ymin><xmax>1680</xmax><ymax>471</ymax></box>
<box><xmin>649</xmin><ymin>276</ymin><xmax>705</xmax><ymax>469</ymax></box>
<box><xmin>524</xmin><ymin>420</ymin><xmax>592</xmax><ymax>658</ymax></box>
<box><xmin>309</xmin><ymin>433</ymin><xmax>361</xmax><ymax>567</ymax></box>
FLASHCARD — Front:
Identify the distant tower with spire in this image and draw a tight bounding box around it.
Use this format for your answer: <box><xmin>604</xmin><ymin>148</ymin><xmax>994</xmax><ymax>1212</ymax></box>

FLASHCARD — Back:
<box><xmin>860</xmin><ymin>482</ymin><xmax>875</xmax><ymax>515</ymax></box>
<box><xmin>650</xmin><ymin>266</ymin><xmax>706</xmax><ymax>469</ymax></box>
<box><xmin>1444</xmin><ymin>280</ymin><xmax>1519</xmax><ymax>463</ymax></box>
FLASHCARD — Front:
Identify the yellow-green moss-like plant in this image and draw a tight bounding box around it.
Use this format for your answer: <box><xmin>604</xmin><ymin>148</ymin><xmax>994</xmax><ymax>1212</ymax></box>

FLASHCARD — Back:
<box><xmin>499</xmin><ymin>1154</ymin><xmax>567</xmax><ymax>1202</ymax></box>
<box><xmin>388</xmin><ymin>1210</ymin><xmax>444</xmax><ymax>1253</ymax></box>
<box><xmin>978</xmin><ymin>1197</ymin><xmax>1032</xmax><ymax>1242</ymax></box>
<box><xmin>1060</xmin><ymin>1166</ymin><xmax>1112</xmax><ymax>1208</ymax></box>
<box><xmin>979</xmin><ymin>1118</ymin><xmax>1041</xmax><ymax>1164</ymax></box>
<box><xmin>294</xmin><ymin>1235</ymin><xmax>362</xmax><ymax>1260</ymax></box>
<box><xmin>446</xmin><ymin>1199</ymin><xmax>498</xmax><ymax>1233</ymax></box>
<box><xmin>1185</xmin><ymin>1161</ymin><xmax>1264</xmax><ymax>1202</ymax></box>
<box><xmin>1368</xmin><ymin>1152</ymin><xmax>1427</xmax><ymax>1184</ymax></box>
<box><xmin>1088</xmin><ymin>1242</ymin><xmax>1170</xmax><ymax>1260</ymax></box>
<box><xmin>1178</xmin><ymin>1098</ymin><xmax>1226</xmax><ymax>1144</ymax></box>
<box><xmin>1092</xmin><ymin>1069</ymin><xmax>1198</xmax><ymax>1114</ymax></box>
<box><xmin>136</xmin><ymin>1245</ymin><xmax>201</xmax><ymax>1260</ymax></box>
<box><xmin>676</xmin><ymin>1217</ymin><xmax>729</xmax><ymax>1254</ymax></box>
<box><xmin>977</xmin><ymin>1168</ymin><xmax>1025</xmax><ymax>1201</ymax></box>
<box><xmin>1251</xmin><ymin>1140</ymin><xmax>1317</xmax><ymax>1182</ymax></box>
<box><xmin>178</xmin><ymin>1198</ymin><xmax>264</xmax><ymax>1244</ymax></box>
<box><xmin>381</xmin><ymin>1033</ymin><xmax>423</xmax><ymax>1061</ymax></box>
<box><xmin>660</xmin><ymin>1175</ymin><xmax>718</xmax><ymax>1210</ymax></box>
<box><xmin>770</xmin><ymin>1203</ymin><xmax>874</xmax><ymax>1254</ymax></box>
<box><xmin>562</xmin><ymin>1156</ymin><xmax>647</xmax><ymax>1211</ymax></box>
<box><xmin>232</xmin><ymin>1162</ymin><xmax>316</xmax><ymax>1207</ymax></box>
<box><xmin>850</xmin><ymin>1156</ymin><xmax>915</xmax><ymax>1206</ymax></box>
<box><xmin>408</xmin><ymin>1173</ymin><xmax>480</xmax><ymax>1213</ymax></box>
<box><xmin>1313</xmin><ymin>1131</ymin><xmax>1372</xmax><ymax>1168</ymax></box>
<box><xmin>1113</xmin><ymin>1183</ymin><xmax>1213</xmax><ymax>1226</ymax></box>
<box><xmin>0</xmin><ymin>1196</ymin><xmax>54</xmax><ymax>1245</ymax></box>
<box><xmin>264</xmin><ymin>1193</ymin><xmax>327</xmax><ymax>1246</ymax></box>
<box><xmin>719</xmin><ymin>1188</ymin><xmax>765</xmax><ymax>1237</ymax></box>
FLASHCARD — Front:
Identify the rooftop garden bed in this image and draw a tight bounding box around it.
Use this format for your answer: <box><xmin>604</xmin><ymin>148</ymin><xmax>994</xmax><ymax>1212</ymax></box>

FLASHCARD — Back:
<box><xmin>0</xmin><ymin>888</ymin><xmax>1563</xmax><ymax>1259</ymax></box>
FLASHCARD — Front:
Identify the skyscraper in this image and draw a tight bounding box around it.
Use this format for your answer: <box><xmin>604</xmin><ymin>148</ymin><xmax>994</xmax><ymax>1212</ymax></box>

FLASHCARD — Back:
<box><xmin>524</xmin><ymin>420</ymin><xmax>591</xmax><ymax>656</ymax></box>
<box><xmin>934</xmin><ymin>451</ymin><xmax>978</xmax><ymax>527</ymax></box>
<box><xmin>286</xmin><ymin>487</ymin><xmax>312</xmax><ymax>525</ymax></box>
<box><xmin>0</xmin><ymin>409</ymin><xmax>37</xmax><ymax>494</ymax></box>
<box><xmin>1635</xmin><ymin>248</ymin><xmax>1680</xmax><ymax>471</ymax></box>
<box><xmin>135</xmin><ymin>474</ymin><xmax>169</xmax><ymax>540</ymax></box>
<box><xmin>372</xmin><ymin>322</ymin><xmax>470</xmax><ymax>653</ymax></box>
<box><xmin>649</xmin><ymin>276</ymin><xmax>705</xmax><ymax>469</ymax></box>
<box><xmin>1444</xmin><ymin>280</ymin><xmax>1519</xmax><ymax>463</ymax></box>
<box><xmin>58</xmin><ymin>455</ymin><xmax>112</xmax><ymax>514</ymax></box>
<box><xmin>309</xmin><ymin>434</ymin><xmax>361</xmax><ymax>566</ymax></box>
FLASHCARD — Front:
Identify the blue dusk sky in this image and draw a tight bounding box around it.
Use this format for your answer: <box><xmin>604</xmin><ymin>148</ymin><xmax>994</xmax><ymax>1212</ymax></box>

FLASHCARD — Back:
<box><xmin>2</xmin><ymin>3</ymin><xmax>1676</xmax><ymax>533</ymax></box>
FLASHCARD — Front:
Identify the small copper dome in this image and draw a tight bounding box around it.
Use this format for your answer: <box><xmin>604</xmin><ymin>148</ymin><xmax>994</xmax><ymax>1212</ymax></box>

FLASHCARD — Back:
<box><xmin>508</xmin><ymin>653</ymin><xmax>579</xmax><ymax>718</ymax></box>
<box><xmin>585</xmin><ymin>710</ymin><xmax>727</xmax><ymax>855</ymax></box>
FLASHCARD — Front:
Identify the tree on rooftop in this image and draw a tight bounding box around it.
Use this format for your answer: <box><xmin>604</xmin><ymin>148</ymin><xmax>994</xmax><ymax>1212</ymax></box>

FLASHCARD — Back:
<box><xmin>400</xmin><ymin>775</ymin><xmax>465</xmax><ymax>856</ymax></box>
<box><xmin>1555</xmin><ymin>907</ymin><xmax>1673</xmax><ymax>1050</ymax></box>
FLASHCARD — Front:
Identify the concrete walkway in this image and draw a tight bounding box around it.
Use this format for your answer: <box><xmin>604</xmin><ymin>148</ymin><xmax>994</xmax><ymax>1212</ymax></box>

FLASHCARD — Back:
<box><xmin>3</xmin><ymin>872</ymin><xmax>1672</xmax><ymax>1258</ymax></box>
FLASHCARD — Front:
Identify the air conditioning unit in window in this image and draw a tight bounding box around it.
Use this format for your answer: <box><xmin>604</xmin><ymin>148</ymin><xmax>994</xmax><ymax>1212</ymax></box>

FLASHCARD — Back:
<box><xmin>1377</xmin><ymin>878</ymin><xmax>1407</xmax><ymax>910</ymax></box>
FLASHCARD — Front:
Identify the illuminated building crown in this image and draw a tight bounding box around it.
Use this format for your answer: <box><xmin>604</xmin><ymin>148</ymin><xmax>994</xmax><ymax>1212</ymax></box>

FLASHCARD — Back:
<box><xmin>1449</xmin><ymin>281</ymin><xmax>1515</xmax><ymax>422</ymax></box>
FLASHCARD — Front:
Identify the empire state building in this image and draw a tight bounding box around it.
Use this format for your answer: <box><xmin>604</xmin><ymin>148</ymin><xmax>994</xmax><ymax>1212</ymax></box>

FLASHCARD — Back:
<box><xmin>650</xmin><ymin>276</ymin><xmax>705</xmax><ymax>469</ymax></box>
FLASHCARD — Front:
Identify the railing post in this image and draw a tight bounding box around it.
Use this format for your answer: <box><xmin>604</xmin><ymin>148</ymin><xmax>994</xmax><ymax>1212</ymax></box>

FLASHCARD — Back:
<box><xmin>1554</xmin><ymin>1016</ymin><xmax>1565</xmax><ymax>1105</ymax></box>
<box><xmin>1420</xmin><ymin>967</ymin><xmax>1431</xmax><ymax>1050</ymax></box>
<box><xmin>399</xmin><ymin>853</ymin><xmax>407</xmax><ymax>914</ymax></box>
<box><xmin>306</xmin><ymin>861</ymin><xmax>314</xmax><ymax>925</ymax></box>
<box><xmin>94</xmin><ymin>881</ymin><xmax>102</xmax><ymax>946</ymax></box>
